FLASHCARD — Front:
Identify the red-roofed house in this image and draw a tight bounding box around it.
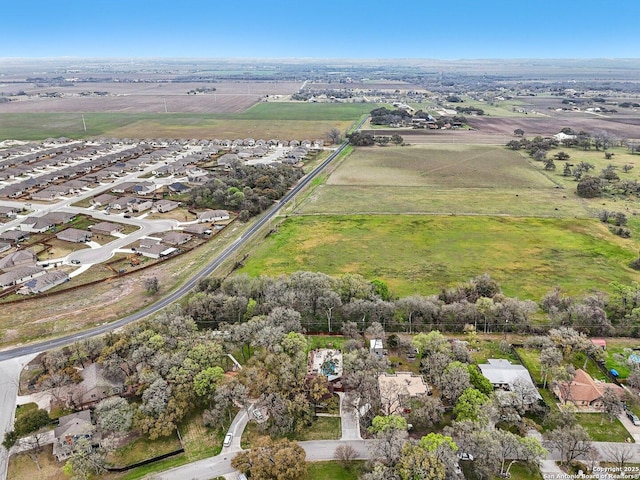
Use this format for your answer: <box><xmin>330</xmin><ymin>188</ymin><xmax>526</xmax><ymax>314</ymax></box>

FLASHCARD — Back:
<box><xmin>553</xmin><ymin>368</ymin><xmax>624</xmax><ymax>408</ymax></box>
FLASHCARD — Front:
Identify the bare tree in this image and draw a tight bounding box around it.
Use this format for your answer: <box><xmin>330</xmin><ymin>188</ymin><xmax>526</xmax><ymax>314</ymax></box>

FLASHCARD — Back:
<box><xmin>144</xmin><ymin>276</ymin><xmax>159</xmax><ymax>294</ymax></box>
<box><xmin>626</xmin><ymin>368</ymin><xmax>640</xmax><ymax>390</ymax></box>
<box><xmin>15</xmin><ymin>432</ymin><xmax>49</xmax><ymax>470</ymax></box>
<box><xmin>327</xmin><ymin>128</ymin><xmax>342</xmax><ymax>145</ymax></box>
<box><xmin>540</xmin><ymin>347</ymin><xmax>562</xmax><ymax>389</ymax></box>
<box><xmin>599</xmin><ymin>387</ymin><xmax>623</xmax><ymax>425</ymax></box>
<box><xmin>368</xmin><ymin>428</ymin><xmax>408</xmax><ymax>467</ymax></box>
<box><xmin>603</xmin><ymin>443</ymin><xmax>635</xmax><ymax>469</ymax></box>
<box><xmin>545</xmin><ymin>424</ymin><xmax>592</xmax><ymax>466</ymax></box>
<box><xmin>334</xmin><ymin>443</ymin><xmax>358</xmax><ymax>467</ymax></box>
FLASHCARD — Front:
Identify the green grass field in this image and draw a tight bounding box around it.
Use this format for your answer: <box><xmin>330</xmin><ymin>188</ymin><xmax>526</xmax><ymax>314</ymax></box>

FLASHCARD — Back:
<box><xmin>240</xmin><ymin>215</ymin><xmax>640</xmax><ymax>299</ymax></box>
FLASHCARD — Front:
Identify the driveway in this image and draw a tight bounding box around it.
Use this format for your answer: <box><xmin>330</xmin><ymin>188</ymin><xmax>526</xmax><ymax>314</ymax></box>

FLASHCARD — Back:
<box><xmin>338</xmin><ymin>392</ymin><xmax>361</xmax><ymax>440</ymax></box>
<box><xmin>618</xmin><ymin>410</ymin><xmax>640</xmax><ymax>443</ymax></box>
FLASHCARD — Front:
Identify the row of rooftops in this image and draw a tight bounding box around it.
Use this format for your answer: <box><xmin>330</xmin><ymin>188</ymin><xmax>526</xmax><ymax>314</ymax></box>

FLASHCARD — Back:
<box><xmin>0</xmin><ymin>137</ymin><xmax>315</xmax><ymax>200</ymax></box>
<box><xmin>0</xmin><ymin>144</ymin><xmax>191</xmax><ymax>199</ymax></box>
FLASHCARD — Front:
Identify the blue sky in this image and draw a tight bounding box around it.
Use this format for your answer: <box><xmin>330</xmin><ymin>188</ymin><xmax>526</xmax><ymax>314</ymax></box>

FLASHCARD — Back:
<box><xmin>1</xmin><ymin>0</ymin><xmax>639</xmax><ymax>59</ymax></box>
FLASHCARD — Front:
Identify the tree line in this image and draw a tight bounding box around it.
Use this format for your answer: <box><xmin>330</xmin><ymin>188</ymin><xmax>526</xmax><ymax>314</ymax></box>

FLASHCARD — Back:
<box><xmin>185</xmin><ymin>272</ymin><xmax>640</xmax><ymax>338</ymax></box>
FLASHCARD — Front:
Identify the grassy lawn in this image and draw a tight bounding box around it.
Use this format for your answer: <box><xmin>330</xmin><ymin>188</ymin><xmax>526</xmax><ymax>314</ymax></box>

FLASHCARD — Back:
<box><xmin>291</xmin><ymin>416</ymin><xmax>342</xmax><ymax>441</ymax></box>
<box><xmin>241</xmin><ymin>416</ymin><xmax>342</xmax><ymax>449</ymax></box>
<box><xmin>389</xmin><ymin>355</ymin><xmax>421</xmax><ymax>374</ymax></box>
<box><xmin>178</xmin><ymin>410</ymin><xmax>223</xmax><ymax>461</ymax></box>
<box><xmin>304</xmin><ymin>461</ymin><xmax>364</xmax><ymax>480</ymax></box>
<box><xmin>499</xmin><ymin>462</ymin><xmax>544</xmax><ymax>480</ymax></box>
<box><xmin>575</xmin><ymin>413</ymin><xmax>632</xmax><ymax>442</ymax></box>
<box><xmin>570</xmin><ymin>352</ymin><xmax>608</xmax><ymax>382</ymax></box>
<box><xmin>107</xmin><ymin>433</ymin><xmax>182</xmax><ymax>468</ymax></box>
<box><xmin>308</xmin><ymin>335</ymin><xmax>347</xmax><ymax>351</ymax></box>
<box><xmin>600</xmin><ymin>338</ymin><xmax>640</xmax><ymax>379</ymax></box>
<box><xmin>239</xmin><ymin>214</ymin><xmax>640</xmax><ymax>300</ymax></box>
<box><xmin>515</xmin><ymin>348</ymin><xmax>543</xmax><ymax>384</ymax></box>
<box><xmin>7</xmin><ymin>444</ymin><xmax>67</xmax><ymax>480</ymax></box>
<box><xmin>471</xmin><ymin>338</ymin><xmax>520</xmax><ymax>364</ymax></box>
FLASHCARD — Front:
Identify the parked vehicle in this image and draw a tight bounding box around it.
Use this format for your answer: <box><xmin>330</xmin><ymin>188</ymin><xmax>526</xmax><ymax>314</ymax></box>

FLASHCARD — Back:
<box><xmin>223</xmin><ymin>433</ymin><xmax>233</xmax><ymax>446</ymax></box>
<box><xmin>627</xmin><ymin>410</ymin><xmax>640</xmax><ymax>426</ymax></box>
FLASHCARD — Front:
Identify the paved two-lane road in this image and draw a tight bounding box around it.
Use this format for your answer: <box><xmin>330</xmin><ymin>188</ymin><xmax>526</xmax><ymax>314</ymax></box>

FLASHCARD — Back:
<box><xmin>151</xmin><ymin>440</ymin><xmax>371</xmax><ymax>480</ymax></box>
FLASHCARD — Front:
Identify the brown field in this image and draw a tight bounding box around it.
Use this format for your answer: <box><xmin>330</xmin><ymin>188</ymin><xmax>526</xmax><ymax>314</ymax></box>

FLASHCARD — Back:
<box><xmin>466</xmin><ymin>114</ymin><xmax>640</xmax><ymax>140</ymax></box>
<box><xmin>0</xmin><ymin>81</ymin><xmax>302</xmax><ymax>114</ymax></box>
<box><xmin>106</xmin><ymin>119</ymin><xmax>352</xmax><ymax>141</ymax></box>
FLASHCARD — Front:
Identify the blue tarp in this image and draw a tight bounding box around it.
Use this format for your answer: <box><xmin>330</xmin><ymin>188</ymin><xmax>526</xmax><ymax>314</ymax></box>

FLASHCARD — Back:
<box><xmin>610</xmin><ymin>369</ymin><xmax>620</xmax><ymax>377</ymax></box>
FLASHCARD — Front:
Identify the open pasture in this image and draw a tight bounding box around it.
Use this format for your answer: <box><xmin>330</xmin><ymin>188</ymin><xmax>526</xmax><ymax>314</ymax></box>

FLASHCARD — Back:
<box><xmin>298</xmin><ymin>185</ymin><xmax>590</xmax><ymax>217</ymax></box>
<box><xmin>298</xmin><ymin>143</ymin><xmax>592</xmax><ymax>216</ymax></box>
<box><xmin>240</xmin><ymin>215</ymin><xmax>640</xmax><ymax>299</ymax></box>
<box><xmin>327</xmin><ymin>144</ymin><xmax>555</xmax><ymax>188</ymax></box>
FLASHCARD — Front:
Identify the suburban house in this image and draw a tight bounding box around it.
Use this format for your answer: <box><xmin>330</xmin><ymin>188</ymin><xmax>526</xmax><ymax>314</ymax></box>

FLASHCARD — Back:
<box><xmin>89</xmin><ymin>222</ymin><xmax>123</xmax><ymax>236</ymax></box>
<box><xmin>56</xmin><ymin>228</ymin><xmax>93</xmax><ymax>243</ymax></box>
<box><xmin>591</xmin><ymin>338</ymin><xmax>607</xmax><ymax>350</ymax></box>
<box><xmin>0</xmin><ymin>206</ymin><xmax>19</xmax><ymax>218</ymax></box>
<box><xmin>19</xmin><ymin>212</ymin><xmax>75</xmax><ymax>232</ymax></box>
<box><xmin>161</xmin><ymin>232</ymin><xmax>192</xmax><ymax>246</ymax></box>
<box><xmin>478</xmin><ymin>359</ymin><xmax>541</xmax><ymax>400</ymax></box>
<box><xmin>43</xmin><ymin>212</ymin><xmax>76</xmax><ymax>225</ymax></box>
<box><xmin>0</xmin><ymin>249</ymin><xmax>37</xmax><ymax>270</ymax></box>
<box><xmin>0</xmin><ymin>266</ymin><xmax>45</xmax><ymax>288</ymax></box>
<box><xmin>30</xmin><ymin>186</ymin><xmax>68</xmax><ymax>201</ymax></box>
<box><xmin>130</xmin><ymin>199</ymin><xmax>153</xmax><ymax>212</ymax></box>
<box><xmin>0</xmin><ymin>242</ymin><xmax>10</xmax><ymax>254</ymax></box>
<box><xmin>91</xmin><ymin>193</ymin><xmax>117</xmax><ymax>207</ymax></box>
<box><xmin>154</xmin><ymin>199</ymin><xmax>180</xmax><ymax>213</ymax></box>
<box><xmin>53</xmin><ymin>410</ymin><xmax>95</xmax><ymax>461</ymax></box>
<box><xmin>18</xmin><ymin>270</ymin><xmax>69</xmax><ymax>295</ymax></box>
<box><xmin>72</xmin><ymin>362</ymin><xmax>125</xmax><ymax>407</ymax></box>
<box><xmin>136</xmin><ymin>240</ymin><xmax>177</xmax><ymax>259</ymax></box>
<box><xmin>378</xmin><ymin>372</ymin><xmax>430</xmax><ymax>415</ymax></box>
<box><xmin>0</xmin><ymin>230</ymin><xmax>29</xmax><ymax>244</ymax></box>
<box><xmin>167</xmin><ymin>182</ymin><xmax>190</xmax><ymax>194</ymax></box>
<box><xmin>553</xmin><ymin>368</ymin><xmax>625</xmax><ymax>408</ymax></box>
<box><xmin>19</xmin><ymin>216</ymin><xmax>54</xmax><ymax>233</ymax></box>
<box><xmin>197</xmin><ymin>209</ymin><xmax>230</xmax><ymax>223</ymax></box>
<box><xmin>182</xmin><ymin>224</ymin><xmax>212</xmax><ymax>236</ymax></box>
<box><xmin>108</xmin><ymin>196</ymin><xmax>136</xmax><ymax>210</ymax></box>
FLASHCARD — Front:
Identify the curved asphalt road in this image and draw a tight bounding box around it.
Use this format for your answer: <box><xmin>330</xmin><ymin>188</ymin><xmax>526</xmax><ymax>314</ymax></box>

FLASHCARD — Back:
<box><xmin>0</xmin><ymin>126</ymin><xmax>360</xmax><ymax>362</ymax></box>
